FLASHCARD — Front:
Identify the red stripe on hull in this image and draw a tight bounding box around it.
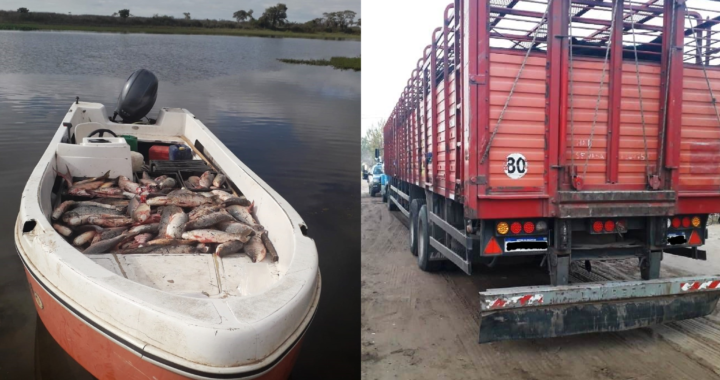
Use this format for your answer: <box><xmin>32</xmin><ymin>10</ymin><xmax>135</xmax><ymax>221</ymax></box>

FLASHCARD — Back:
<box><xmin>25</xmin><ymin>269</ymin><xmax>302</xmax><ymax>380</ymax></box>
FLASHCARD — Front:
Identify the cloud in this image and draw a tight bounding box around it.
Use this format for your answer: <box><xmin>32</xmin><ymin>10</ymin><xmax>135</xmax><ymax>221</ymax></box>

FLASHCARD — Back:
<box><xmin>2</xmin><ymin>0</ymin><xmax>360</xmax><ymax>22</ymax></box>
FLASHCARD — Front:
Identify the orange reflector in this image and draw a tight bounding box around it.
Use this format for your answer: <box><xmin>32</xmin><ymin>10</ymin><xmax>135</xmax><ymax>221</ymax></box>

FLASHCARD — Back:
<box><xmin>484</xmin><ymin>237</ymin><xmax>502</xmax><ymax>255</ymax></box>
<box><xmin>689</xmin><ymin>230</ymin><xmax>702</xmax><ymax>245</ymax></box>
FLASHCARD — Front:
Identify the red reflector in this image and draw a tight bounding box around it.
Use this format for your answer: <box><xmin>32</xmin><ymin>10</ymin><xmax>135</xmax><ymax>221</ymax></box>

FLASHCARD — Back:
<box><xmin>689</xmin><ymin>230</ymin><xmax>702</xmax><ymax>245</ymax></box>
<box><xmin>510</xmin><ymin>222</ymin><xmax>522</xmax><ymax>234</ymax></box>
<box><xmin>682</xmin><ymin>217</ymin><xmax>690</xmax><ymax>228</ymax></box>
<box><xmin>604</xmin><ymin>220</ymin><xmax>615</xmax><ymax>232</ymax></box>
<box><xmin>672</xmin><ymin>217</ymin><xmax>680</xmax><ymax>228</ymax></box>
<box><xmin>523</xmin><ymin>221</ymin><xmax>535</xmax><ymax>234</ymax></box>
<box><xmin>484</xmin><ymin>237</ymin><xmax>502</xmax><ymax>255</ymax></box>
<box><xmin>592</xmin><ymin>221</ymin><xmax>603</xmax><ymax>232</ymax></box>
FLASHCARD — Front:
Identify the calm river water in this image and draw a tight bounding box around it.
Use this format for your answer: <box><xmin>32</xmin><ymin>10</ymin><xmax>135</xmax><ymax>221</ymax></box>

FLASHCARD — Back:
<box><xmin>0</xmin><ymin>30</ymin><xmax>360</xmax><ymax>379</ymax></box>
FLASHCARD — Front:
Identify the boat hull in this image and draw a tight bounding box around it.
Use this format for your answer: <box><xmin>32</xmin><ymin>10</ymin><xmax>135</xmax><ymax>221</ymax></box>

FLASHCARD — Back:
<box><xmin>24</xmin><ymin>267</ymin><xmax>303</xmax><ymax>380</ymax></box>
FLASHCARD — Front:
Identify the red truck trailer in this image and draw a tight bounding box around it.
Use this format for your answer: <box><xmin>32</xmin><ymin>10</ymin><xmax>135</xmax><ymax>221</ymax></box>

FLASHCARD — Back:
<box><xmin>383</xmin><ymin>0</ymin><xmax>720</xmax><ymax>342</ymax></box>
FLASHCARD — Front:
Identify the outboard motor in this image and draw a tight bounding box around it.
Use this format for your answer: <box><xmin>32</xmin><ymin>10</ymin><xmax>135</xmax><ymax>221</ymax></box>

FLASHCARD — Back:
<box><xmin>113</xmin><ymin>69</ymin><xmax>158</xmax><ymax>123</ymax></box>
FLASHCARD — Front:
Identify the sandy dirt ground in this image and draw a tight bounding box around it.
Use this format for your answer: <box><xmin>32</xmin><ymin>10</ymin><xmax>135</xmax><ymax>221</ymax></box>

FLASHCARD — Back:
<box><xmin>361</xmin><ymin>181</ymin><xmax>720</xmax><ymax>380</ymax></box>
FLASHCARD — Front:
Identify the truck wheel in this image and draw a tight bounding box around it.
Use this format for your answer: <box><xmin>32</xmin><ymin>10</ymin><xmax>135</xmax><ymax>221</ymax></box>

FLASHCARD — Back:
<box><xmin>417</xmin><ymin>204</ymin><xmax>443</xmax><ymax>272</ymax></box>
<box><xmin>409</xmin><ymin>199</ymin><xmax>425</xmax><ymax>256</ymax></box>
<box><xmin>382</xmin><ymin>190</ymin><xmax>388</xmax><ymax>203</ymax></box>
<box><xmin>369</xmin><ymin>189</ymin><xmax>376</xmax><ymax>197</ymax></box>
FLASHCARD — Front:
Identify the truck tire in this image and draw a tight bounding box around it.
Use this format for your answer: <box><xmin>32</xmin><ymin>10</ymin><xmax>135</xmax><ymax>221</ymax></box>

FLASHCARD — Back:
<box><xmin>382</xmin><ymin>189</ymin><xmax>388</xmax><ymax>203</ymax></box>
<box><xmin>417</xmin><ymin>204</ymin><xmax>443</xmax><ymax>272</ymax></box>
<box><xmin>369</xmin><ymin>188</ymin><xmax>376</xmax><ymax>197</ymax></box>
<box><xmin>409</xmin><ymin>199</ymin><xmax>425</xmax><ymax>256</ymax></box>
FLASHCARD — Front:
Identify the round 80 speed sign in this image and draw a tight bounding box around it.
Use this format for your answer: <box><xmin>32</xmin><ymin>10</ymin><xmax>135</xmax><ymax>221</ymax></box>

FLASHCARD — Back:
<box><xmin>504</xmin><ymin>153</ymin><xmax>528</xmax><ymax>179</ymax></box>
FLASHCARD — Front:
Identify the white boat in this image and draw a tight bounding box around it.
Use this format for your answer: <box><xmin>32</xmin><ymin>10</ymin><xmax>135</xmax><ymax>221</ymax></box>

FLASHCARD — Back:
<box><xmin>14</xmin><ymin>101</ymin><xmax>321</xmax><ymax>379</ymax></box>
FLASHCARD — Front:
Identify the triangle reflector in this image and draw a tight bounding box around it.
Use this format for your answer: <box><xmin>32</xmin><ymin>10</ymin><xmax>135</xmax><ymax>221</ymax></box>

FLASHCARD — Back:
<box><xmin>689</xmin><ymin>230</ymin><xmax>702</xmax><ymax>246</ymax></box>
<box><xmin>484</xmin><ymin>237</ymin><xmax>502</xmax><ymax>255</ymax></box>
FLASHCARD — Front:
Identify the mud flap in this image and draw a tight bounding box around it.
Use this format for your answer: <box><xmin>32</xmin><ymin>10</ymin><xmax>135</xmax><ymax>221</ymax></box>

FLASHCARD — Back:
<box><xmin>478</xmin><ymin>276</ymin><xmax>720</xmax><ymax>343</ymax></box>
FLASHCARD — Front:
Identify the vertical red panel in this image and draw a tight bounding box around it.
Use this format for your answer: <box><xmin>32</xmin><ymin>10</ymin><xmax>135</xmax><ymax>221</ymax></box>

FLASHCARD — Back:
<box><xmin>431</xmin><ymin>28</ymin><xmax>441</xmax><ymax>193</ymax></box>
<box><xmin>546</xmin><ymin>0</ymin><xmax>568</xmax><ymax>214</ymax></box>
<box><xmin>443</xmin><ymin>5</ymin><xmax>454</xmax><ymax>198</ymax></box>
<box><xmin>455</xmin><ymin>0</ymin><xmax>464</xmax><ymax>198</ymax></box>
<box><xmin>607</xmin><ymin>0</ymin><xmax>624</xmax><ymax>183</ymax></box>
<box><xmin>659</xmin><ymin>0</ymin><xmax>684</xmax><ymax>190</ymax></box>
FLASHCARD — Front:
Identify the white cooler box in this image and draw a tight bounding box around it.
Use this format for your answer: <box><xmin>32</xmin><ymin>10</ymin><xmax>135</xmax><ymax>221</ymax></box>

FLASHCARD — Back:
<box><xmin>56</xmin><ymin>137</ymin><xmax>133</xmax><ymax>179</ymax></box>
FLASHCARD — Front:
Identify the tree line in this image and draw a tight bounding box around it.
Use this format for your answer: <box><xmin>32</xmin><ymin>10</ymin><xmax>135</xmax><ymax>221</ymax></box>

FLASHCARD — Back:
<box><xmin>4</xmin><ymin>4</ymin><xmax>359</xmax><ymax>35</ymax></box>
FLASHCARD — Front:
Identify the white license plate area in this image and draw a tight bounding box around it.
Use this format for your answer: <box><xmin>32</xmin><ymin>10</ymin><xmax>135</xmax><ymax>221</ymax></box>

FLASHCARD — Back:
<box><xmin>504</xmin><ymin>236</ymin><xmax>548</xmax><ymax>252</ymax></box>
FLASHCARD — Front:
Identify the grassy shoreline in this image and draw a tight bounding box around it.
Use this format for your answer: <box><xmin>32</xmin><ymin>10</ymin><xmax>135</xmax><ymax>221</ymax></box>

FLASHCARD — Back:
<box><xmin>278</xmin><ymin>57</ymin><xmax>360</xmax><ymax>71</ymax></box>
<box><xmin>0</xmin><ymin>23</ymin><xmax>360</xmax><ymax>41</ymax></box>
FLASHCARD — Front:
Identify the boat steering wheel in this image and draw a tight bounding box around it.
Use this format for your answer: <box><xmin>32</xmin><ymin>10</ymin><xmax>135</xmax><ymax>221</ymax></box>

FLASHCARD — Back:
<box><xmin>87</xmin><ymin>129</ymin><xmax>118</xmax><ymax>138</ymax></box>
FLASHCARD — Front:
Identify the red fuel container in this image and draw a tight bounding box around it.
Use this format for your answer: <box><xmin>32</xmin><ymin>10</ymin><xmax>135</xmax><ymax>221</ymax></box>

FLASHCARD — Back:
<box><xmin>148</xmin><ymin>145</ymin><xmax>170</xmax><ymax>161</ymax></box>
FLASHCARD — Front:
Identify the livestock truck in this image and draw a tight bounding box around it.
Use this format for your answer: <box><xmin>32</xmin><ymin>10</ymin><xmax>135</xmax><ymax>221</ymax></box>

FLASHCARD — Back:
<box><xmin>383</xmin><ymin>0</ymin><xmax>720</xmax><ymax>342</ymax></box>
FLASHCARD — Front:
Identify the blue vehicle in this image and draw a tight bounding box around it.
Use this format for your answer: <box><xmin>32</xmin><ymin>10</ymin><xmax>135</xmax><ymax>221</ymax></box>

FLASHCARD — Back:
<box><xmin>368</xmin><ymin>163</ymin><xmax>384</xmax><ymax>197</ymax></box>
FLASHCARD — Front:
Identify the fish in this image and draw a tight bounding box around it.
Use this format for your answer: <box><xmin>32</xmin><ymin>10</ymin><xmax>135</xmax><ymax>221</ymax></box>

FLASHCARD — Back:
<box><xmin>55</xmin><ymin>165</ymin><xmax>74</xmax><ymax>187</ymax></box>
<box><xmin>52</xmin><ymin>200</ymin><xmax>76</xmax><ymax>220</ymax></box>
<box><xmin>181</xmin><ymin>229</ymin><xmax>252</xmax><ymax>244</ymax></box>
<box><xmin>244</xmin><ymin>235</ymin><xmax>267</xmax><ymax>263</ymax></box>
<box><xmin>70</xmin><ymin>205</ymin><xmax>124</xmax><ymax>216</ymax></box>
<box><xmin>154</xmin><ymin>175</ymin><xmax>168</xmax><ymax>183</ymax></box>
<box><xmin>211</xmin><ymin>190</ymin><xmax>233</xmax><ymax>202</ymax></box>
<box><xmin>100</xmin><ymin>182</ymin><xmax>115</xmax><ymax>188</ymax></box>
<box><xmin>134</xmin><ymin>233</ymin><xmax>155</xmax><ymax>244</ymax></box>
<box><xmin>146</xmin><ymin>238</ymin><xmax>195</xmax><ymax>246</ymax></box>
<box><xmin>188</xmin><ymin>204</ymin><xmax>222</xmax><ymax>220</ymax></box>
<box><xmin>140</xmin><ymin>172</ymin><xmax>158</xmax><ymax>187</ymax></box>
<box><xmin>53</xmin><ymin>223</ymin><xmax>73</xmax><ymax>237</ymax></box>
<box><xmin>261</xmin><ymin>232</ymin><xmax>279</xmax><ymax>262</ymax></box>
<box><xmin>95</xmin><ymin>226</ymin><xmax>128</xmax><ymax>242</ymax></box>
<box><xmin>132</xmin><ymin>203</ymin><xmax>151</xmax><ymax>224</ymax></box>
<box><xmin>166</xmin><ymin>192</ymin><xmax>214</xmax><ymax>208</ymax></box>
<box><xmin>63</xmin><ymin>210</ymin><xmax>124</xmax><ymax>226</ymax></box>
<box><xmin>215</xmin><ymin>240</ymin><xmax>244</xmax><ymax>256</ymax></box>
<box><xmin>127</xmin><ymin>196</ymin><xmax>140</xmax><ymax>216</ymax></box>
<box><xmin>165</xmin><ymin>212</ymin><xmax>189</xmax><ymax>239</ymax></box>
<box><xmin>212</xmin><ymin>174</ymin><xmax>226</xmax><ymax>188</ymax></box>
<box><xmin>89</xmin><ymin>187</ymin><xmax>126</xmax><ymax>198</ymax></box>
<box><xmin>158</xmin><ymin>177</ymin><xmax>176</xmax><ymax>190</ymax></box>
<box><xmin>186</xmin><ymin>176</ymin><xmax>202</xmax><ymax>189</ymax></box>
<box><xmin>135</xmin><ymin>213</ymin><xmax>161</xmax><ymax>225</ymax></box>
<box><xmin>73</xmin><ymin>231</ymin><xmax>97</xmax><ymax>246</ymax></box>
<box><xmin>118</xmin><ymin>176</ymin><xmax>140</xmax><ymax>193</ymax></box>
<box><xmin>223</xmin><ymin>197</ymin><xmax>251</xmax><ymax>207</ymax></box>
<box><xmin>92</xmin><ymin>198</ymin><xmax>129</xmax><ymax>206</ymax></box>
<box><xmin>84</xmin><ymin>233</ymin><xmax>136</xmax><ymax>254</ymax></box>
<box><xmin>158</xmin><ymin>206</ymin><xmax>183</xmax><ymax>237</ymax></box>
<box><xmin>226</xmin><ymin>203</ymin><xmax>260</xmax><ymax>229</ymax></box>
<box><xmin>215</xmin><ymin>221</ymin><xmax>255</xmax><ymax>237</ymax></box>
<box><xmin>127</xmin><ymin>223</ymin><xmax>159</xmax><ymax>235</ymax></box>
<box><xmin>74</xmin><ymin>224</ymin><xmax>105</xmax><ymax>233</ymax></box>
<box><xmin>184</xmin><ymin>211</ymin><xmax>235</xmax><ymax>230</ymax></box>
<box><xmin>75</xmin><ymin>201</ymin><xmax>126</xmax><ymax>212</ymax></box>
<box><xmin>147</xmin><ymin>196</ymin><xmax>169</xmax><ymax>206</ymax></box>
<box><xmin>199</xmin><ymin>171</ymin><xmax>215</xmax><ymax>188</ymax></box>
<box><xmin>127</xmin><ymin>245</ymin><xmax>198</xmax><ymax>254</ymax></box>
<box><xmin>196</xmin><ymin>243</ymin><xmax>211</xmax><ymax>253</ymax></box>
<box><xmin>86</xmin><ymin>216</ymin><xmax>133</xmax><ymax>227</ymax></box>
<box><xmin>73</xmin><ymin>171</ymin><xmax>110</xmax><ymax>186</ymax></box>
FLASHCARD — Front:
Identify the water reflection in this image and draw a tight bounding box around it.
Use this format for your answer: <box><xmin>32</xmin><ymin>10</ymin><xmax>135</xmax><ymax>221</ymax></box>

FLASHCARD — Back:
<box><xmin>0</xmin><ymin>30</ymin><xmax>359</xmax><ymax>379</ymax></box>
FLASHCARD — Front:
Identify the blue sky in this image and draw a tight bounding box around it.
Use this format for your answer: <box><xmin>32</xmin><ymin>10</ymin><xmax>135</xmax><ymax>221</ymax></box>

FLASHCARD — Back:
<box><xmin>2</xmin><ymin>0</ymin><xmax>360</xmax><ymax>22</ymax></box>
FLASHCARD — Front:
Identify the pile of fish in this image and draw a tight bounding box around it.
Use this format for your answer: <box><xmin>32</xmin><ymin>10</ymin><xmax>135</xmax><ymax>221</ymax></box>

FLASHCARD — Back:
<box><xmin>51</xmin><ymin>168</ymin><xmax>278</xmax><ymax>262</ymax></box>
<box><xmin>185</xmin><ymin>171</ymin><xmax>226</xmax><ymax>191</ymax></box>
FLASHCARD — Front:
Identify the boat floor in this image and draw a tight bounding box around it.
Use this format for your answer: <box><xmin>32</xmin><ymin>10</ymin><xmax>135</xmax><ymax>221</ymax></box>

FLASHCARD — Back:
<box><xmin>87</xmin><ymin>253</ymin><xmax>280</xmax><ymax>297</ymax></box>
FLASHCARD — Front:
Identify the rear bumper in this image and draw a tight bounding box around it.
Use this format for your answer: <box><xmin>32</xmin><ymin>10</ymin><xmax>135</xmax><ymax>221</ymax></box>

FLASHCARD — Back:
<box><xmin>479</xmin><ymin>276</ymin><xmax>720</xmax><ymax>343</ymax></box>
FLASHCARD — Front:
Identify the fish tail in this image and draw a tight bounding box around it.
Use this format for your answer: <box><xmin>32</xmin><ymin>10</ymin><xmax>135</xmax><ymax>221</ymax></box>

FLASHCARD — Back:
<box><xmin>56</xmin><ymin>164</ymin><xmax>74</xmax><ymax>187</ymax></box>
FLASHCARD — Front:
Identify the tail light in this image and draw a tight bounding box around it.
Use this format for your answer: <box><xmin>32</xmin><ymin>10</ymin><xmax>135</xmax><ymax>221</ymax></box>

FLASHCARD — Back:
<box><xmin>671</xmin><ymin>217</ymin><xmax>681</xmax><ymax>228</ymax></box>
<box><xmin>510</xmin><ymin>222</ymin><xmax>522</xmax><ymax>234</ymax></box>
<box><xmin>592</xmin><ymin>221</ymin><xmax>603</xmax><ymax>233</ymax></box>
<box><xmin>692</xmin><ymin>216</ymin><xmax>701</xmax><ymax>227</ymax></box>
<box><xmin>523</xmin><ymin>221</ymin><xmax>535</xmax><ymax>234</ymax></box>
<box><xmin>682</xmin><ymin>217</ymin><xmax>690</xmax><ymax>228</ymax></box>
<box><xmin>604</xmin><ymin>220</ymin><xmax>615</xmax><ymax>232</ymax></box>
<box><xmin>497</xmin><ymin>222</ymin><xmax>509</xmax><ymax>235</ymax></box>
<box><xmin>536</xmin><ymin>220</ymin><xmax>548</xmax><ymax>232</ymax></box>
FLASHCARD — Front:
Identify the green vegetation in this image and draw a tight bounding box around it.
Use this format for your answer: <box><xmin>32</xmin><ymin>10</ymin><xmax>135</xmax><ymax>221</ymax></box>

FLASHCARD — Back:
<box><xmin>278</xmin><ymin>57</ymin><xmax>360</xmax><ymax>71</ymax></box>
<box><xmin>0</xmin><ymin>3</ymin><xmax>360</xmax><ymax>41</ymax></box>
